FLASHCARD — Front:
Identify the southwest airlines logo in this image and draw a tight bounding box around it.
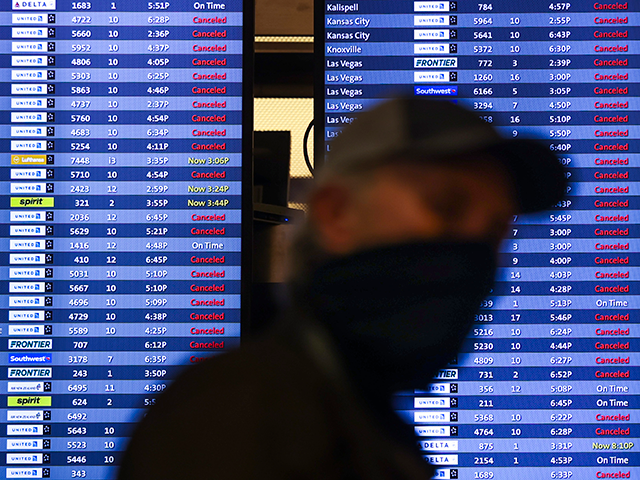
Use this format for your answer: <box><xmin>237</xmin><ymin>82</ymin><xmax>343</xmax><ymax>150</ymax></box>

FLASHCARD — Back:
<box><xmin>9</xmin><ymin>354</ymin><xmax>51</xmax><ymax>364</ymax></box>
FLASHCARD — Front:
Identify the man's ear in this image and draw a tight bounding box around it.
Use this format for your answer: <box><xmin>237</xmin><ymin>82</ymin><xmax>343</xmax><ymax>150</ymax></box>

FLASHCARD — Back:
<box><xmin>308</xmin><ymin>183</ymin><xmax>358</xmax><ymax>255</ymax></box>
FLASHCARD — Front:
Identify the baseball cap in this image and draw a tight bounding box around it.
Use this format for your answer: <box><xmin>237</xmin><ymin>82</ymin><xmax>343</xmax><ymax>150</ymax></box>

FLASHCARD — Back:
<box><xmin>324</xmin><ymin>97</ymin><xmax>567</xmax><ymax>214</ymax></box>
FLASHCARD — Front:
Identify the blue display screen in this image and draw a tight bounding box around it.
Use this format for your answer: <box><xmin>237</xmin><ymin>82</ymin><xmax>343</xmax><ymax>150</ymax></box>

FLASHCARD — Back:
<box><xmin>0</xmin><ymin>0</ymin><xmax>250</xmax><ymax>477</ymax></box>
<box><xmin>316</xmin><ymin>1</ymin><xmax>639</xmax><ymax>478</ymax></box>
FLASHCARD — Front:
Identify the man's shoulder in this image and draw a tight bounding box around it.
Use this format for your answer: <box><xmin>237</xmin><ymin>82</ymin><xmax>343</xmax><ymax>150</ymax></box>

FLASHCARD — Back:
<box><xmin>119</xmin><ymin>331</ymin><xmax>344</xmax><ymax>479</ymax></box>
<box><xmin>118</xmin><ymin>324</ymin><xmax>435</xmax><ymax>480</ymax></box>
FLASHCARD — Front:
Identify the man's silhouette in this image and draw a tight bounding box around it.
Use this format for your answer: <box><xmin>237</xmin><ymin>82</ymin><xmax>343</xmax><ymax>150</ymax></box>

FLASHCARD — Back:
<box><xmin>118</xmin><ymin>97</ymin><xmax>566</xmax><ymax>480</ymax></box>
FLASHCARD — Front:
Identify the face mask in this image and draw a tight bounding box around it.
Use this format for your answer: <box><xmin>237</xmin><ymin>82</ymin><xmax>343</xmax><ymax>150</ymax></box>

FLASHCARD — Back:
<box><xmin>297</xmin><ymin>241</ymin><xmax>498</xmax><ymax>397</ymax></box>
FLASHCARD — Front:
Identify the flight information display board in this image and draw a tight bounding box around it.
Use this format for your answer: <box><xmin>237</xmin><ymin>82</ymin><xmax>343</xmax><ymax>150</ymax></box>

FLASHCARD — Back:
<box><xmin>0</xmin><ymin>0</ymin><xmax>251</xmax><ymax>477</ymax></box>
<box><xmin>315</xmin><ymin>1</ymin><xmax>638</xmax><ymax>479</ymax></box>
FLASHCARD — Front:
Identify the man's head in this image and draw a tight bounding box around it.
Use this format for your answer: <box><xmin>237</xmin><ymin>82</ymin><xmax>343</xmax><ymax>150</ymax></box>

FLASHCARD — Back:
<box><xmin>288</xmin><ymin>98</ymin><xmax>567</xmax><ymax>394</ymax></box>
<box><xmin>308</xmin><ymin>154</ymin><xmax>516</xmax><ymax>257</ymax></box>
<box><xmin>291</xmin><ymin>97</ymin><xmax>566</xmax><ymax>279</ymax></box>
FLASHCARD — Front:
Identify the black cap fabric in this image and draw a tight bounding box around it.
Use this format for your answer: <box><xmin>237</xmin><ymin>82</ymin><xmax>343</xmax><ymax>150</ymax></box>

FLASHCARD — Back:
<box><xmin>325</xmin><ymin>97</ymin><xmax>567</xmax><ymax>213</ymax></box>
